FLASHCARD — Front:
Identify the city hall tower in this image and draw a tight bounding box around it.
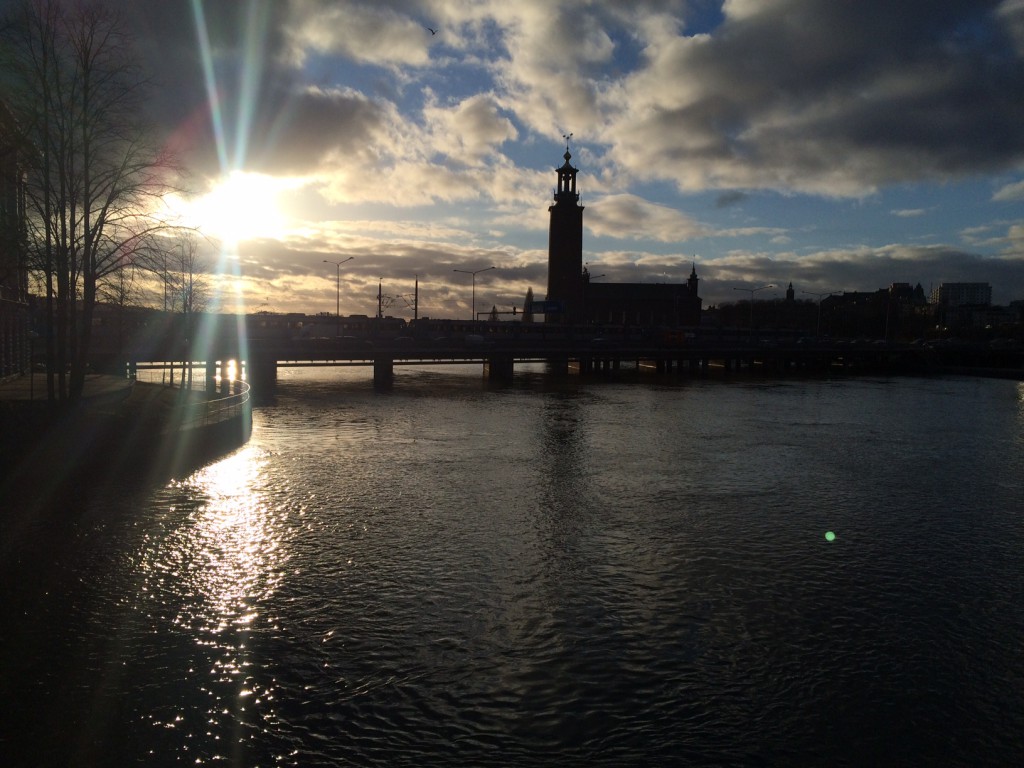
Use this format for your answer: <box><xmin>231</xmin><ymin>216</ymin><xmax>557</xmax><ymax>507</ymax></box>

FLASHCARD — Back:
<box><xmin>546</xmin><ymin>144</ymin><xmax>584</xmax><ymax>323</ymax></box>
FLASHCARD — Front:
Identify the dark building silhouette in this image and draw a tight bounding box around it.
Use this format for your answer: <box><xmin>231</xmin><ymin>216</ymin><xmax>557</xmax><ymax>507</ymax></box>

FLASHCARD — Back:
<box><xmin>820</xmin><ymin>283</ymin><xmax>930</xmax><ymax>340</ymax></box>
<box><xmin>546</xmin><ymin>147</ymin><xmax>585</xmax><ymax>322</ymax></box>
<box><xmin>544</xmin><ymin>145</ymin><xmax>701</xmax><ymax>327</ymax></box>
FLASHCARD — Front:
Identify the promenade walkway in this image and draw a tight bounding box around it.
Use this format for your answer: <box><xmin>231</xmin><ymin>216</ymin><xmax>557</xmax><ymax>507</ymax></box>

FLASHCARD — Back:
<box><xmin>2</xmin><ymin>373</ymin><xmax>251</xmax><ymax>503</ymax></box>
<box><xmin>0</xmin><ymin>373</ymin><xmax>245</xmax><ymax>424</ymax></box>
<box><xmin>0</xmin><ymin>373</ymin><xmax>134</xmax><ymax>405</ymax></box>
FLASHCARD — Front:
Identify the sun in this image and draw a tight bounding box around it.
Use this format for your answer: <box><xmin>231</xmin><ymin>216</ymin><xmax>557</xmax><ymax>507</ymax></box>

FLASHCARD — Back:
<box><xmin>173</xmin><ymin>171</ymin><xmax>295</xmax><ymax>244</ymax></box>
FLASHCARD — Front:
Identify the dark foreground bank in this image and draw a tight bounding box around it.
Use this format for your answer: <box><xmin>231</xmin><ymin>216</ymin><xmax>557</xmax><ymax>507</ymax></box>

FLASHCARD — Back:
<box><xmin>0</xmin><ymin>378</ymin><xmax>252</xmax><ymax>512</ymax></box>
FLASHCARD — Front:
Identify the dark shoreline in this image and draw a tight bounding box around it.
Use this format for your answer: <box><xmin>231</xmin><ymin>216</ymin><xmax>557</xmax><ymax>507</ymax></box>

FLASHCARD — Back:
<box><xmin>1</xmin><ymin>381</ymin><xmax>252</xmax><ymax>514</ymax></box>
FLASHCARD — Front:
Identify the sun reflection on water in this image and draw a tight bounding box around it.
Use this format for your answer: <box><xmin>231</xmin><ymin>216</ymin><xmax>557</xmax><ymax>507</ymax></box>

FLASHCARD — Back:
<box><xmin>137</xmin><ymin>446</ymin><xmax>289</xmax><ymax>759</ymax></box>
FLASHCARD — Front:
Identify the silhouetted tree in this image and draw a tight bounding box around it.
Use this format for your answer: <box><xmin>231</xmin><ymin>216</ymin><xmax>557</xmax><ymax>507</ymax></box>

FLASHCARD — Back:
<box><xmin>163</xmin><ymin>233</ymin><xmax>209</xmax><ymax>387</ymax></box>
<box><xmin>1</xmin><ymin>0</ymin><xmax>179</xmax><ymax>404</ymax></box>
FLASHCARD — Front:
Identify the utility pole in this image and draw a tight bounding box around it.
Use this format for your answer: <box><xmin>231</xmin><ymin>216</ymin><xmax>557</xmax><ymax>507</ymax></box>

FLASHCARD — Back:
<box><xmin>323</xmin><ymin>257</ymin><xmax>354</xmax><ymax>336</ymax></box>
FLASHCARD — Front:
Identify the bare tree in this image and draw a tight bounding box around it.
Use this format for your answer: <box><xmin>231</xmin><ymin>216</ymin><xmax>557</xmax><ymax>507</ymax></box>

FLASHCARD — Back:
<box><xmin>1</xmin><ymin>0</ymin><xmax>179</xmax><ymax>405</ymax></box>
<box><xmin>96</xmin><ymin>251</ymin><xmax>139</xmax><ymax>363</ymax></box>
<box><xmin>159</xmin><ymin>232</ymin><xmax>209</xmax><ymax>388</ymax></box>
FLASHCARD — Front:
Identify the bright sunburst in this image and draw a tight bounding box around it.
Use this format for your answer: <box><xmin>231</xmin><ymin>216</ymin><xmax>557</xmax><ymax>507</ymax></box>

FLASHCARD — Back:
<box><xmin>171</xmin><ymin>171</ymin><xmax>294</xmax><ymax>244</ymax></box>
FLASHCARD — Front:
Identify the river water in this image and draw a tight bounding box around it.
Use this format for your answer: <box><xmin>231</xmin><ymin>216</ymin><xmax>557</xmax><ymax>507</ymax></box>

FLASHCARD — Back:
<box><xmin>2</xmin><ymin>366</ymin><xmax>1024</xmax><ymax>766</ymax></box>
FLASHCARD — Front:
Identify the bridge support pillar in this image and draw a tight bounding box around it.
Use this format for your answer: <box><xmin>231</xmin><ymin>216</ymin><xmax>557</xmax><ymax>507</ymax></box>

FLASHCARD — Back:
<box><xmin>485</xmin><ymin>354</ymin><xmax>515</xmax><ymax>381</ymax></box>
<box><xmin>246</xmin><ymin>355</ymin><xmax>277</xmax><ymax>395</ymax></box>
<box><xmin>374</xmin><ymin>356</ymin><xmax>394</xmax><ymax>387</ymax></box>
<box><xmin>547</xmin><ymin>357</ymin><xmax>569</xmax><ymax>375</ymax></box>
<box><xmin>203</xmin><ymin>359</ymin><xmax>219</xmax><ymax>395</ymax></box>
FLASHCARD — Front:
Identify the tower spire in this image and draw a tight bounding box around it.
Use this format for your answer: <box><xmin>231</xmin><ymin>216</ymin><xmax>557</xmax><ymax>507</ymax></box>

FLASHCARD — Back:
<box><xmin>547</xmin><ymin>141</ymin><xmax>585</xmax><ymax>323</ymax></box>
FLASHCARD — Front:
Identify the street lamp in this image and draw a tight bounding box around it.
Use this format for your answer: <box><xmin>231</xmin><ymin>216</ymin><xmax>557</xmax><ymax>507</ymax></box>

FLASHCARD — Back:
<box><xmin>323</xmin><ymin>257</ymin><xmax>354</xmax><ymax>336</ymax></box>
<box><xmin>802</xmin><ymin>290</ymin><xmax>839</xmax><ymax>337</ymax></box>
<box><xmin>733</xmin><ymin>284</ymin><xmax>774</xmax><ymax>332</ymax></box>
<box><xmin>453</xmin><ymin>266</ymin><xmax>495</xmax><ymax>321</ymax></box>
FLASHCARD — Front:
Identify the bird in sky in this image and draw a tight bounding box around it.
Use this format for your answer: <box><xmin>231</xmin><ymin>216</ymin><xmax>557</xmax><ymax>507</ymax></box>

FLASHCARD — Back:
<box><xmin>427</xmin><ymin>27</ymin><xmax>437</xmax><ymax>35</ymax></box>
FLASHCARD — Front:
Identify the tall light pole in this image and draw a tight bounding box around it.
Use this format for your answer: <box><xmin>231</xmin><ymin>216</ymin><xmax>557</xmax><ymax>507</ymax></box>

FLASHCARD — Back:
<box><xmin>323</xmin><ymin>257</ymin><xmax>354</xmax><ymax>336</ymax></box>
<box><xmin>453</xmin><ymin>266</ymin><xmax>495</xmax><ymax>321</ymax></box>
<box><xmin>802</xmin><ymin>290</ymin><xmax>838</xmax><ymax>337</ymax></box>
<box><xmin>733</xmin><ymin>284</ymin><xmax>774</xmax><ymax>334</ymax></box>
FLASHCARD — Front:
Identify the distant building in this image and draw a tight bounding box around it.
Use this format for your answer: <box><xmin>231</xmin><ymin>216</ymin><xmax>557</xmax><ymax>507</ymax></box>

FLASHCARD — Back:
<box><xmin>545</xmin><ymin>146</ymin><xmax>701</xmax><ymax>326</ymax></box>
<box><xmin>931</xmin><ymin>282</ymin><xmax>992</xmax><ymax>307</ymax></box>
<box><xmin>1</xmin><ymin>100</ymin><xmax>30</xmax><ymax>380</ymax></box>
<box><xmin>819</xmin><ymin>283</ymin><xmax>930</xmax><ymax>340</ymax></box>
<box><xmin>929</xmin><ymin>283</ymin><xmax>994</xmax><ymax>330</ymax></box>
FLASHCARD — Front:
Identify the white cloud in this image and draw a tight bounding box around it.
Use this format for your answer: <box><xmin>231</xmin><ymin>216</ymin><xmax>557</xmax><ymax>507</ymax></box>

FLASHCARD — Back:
<box><xmin>284</xmin><ymin>1</ymin><xmax>432</xmax><ymax>68</ymax></box>
<box><xmin>424</xmin><ymin>93</ymin><xmax>518</xmax><ymax>164</ymax></box>
<box><xmin>993</xmin><ymin>178</ymin><xmax>1024</xmax><ymax>201</ymax></box>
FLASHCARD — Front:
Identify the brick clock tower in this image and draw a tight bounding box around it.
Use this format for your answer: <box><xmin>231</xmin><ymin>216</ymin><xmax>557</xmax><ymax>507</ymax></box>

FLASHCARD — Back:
<box><xmin>547</xmin><ymin>143</ymin><xmax>584</xmax><ymax>323</ymax></box>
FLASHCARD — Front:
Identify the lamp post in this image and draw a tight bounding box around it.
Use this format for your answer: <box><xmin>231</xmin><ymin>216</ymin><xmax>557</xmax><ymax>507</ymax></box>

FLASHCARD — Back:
<box><xmin>323</xmin><ymin>257</ymin><xmax>354</xmax><ymax>336</ymax></box>
<box><xmin>733</xmin><ymin>284</ymin><xmax>774</xmax><ymax>335</ymax></box>
<box><xmin>453</xmin><ymin>266</ymin><xmax>495</xmax><ymax>321</ymax></box>
<box><xmin>802</xmin><ymin>290</ymin><xmax>838</xmax><ymax>337</ymax></box>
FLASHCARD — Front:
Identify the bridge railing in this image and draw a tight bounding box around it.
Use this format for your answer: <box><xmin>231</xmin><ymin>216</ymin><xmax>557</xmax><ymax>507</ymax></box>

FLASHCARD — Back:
<box><xmin>130</xmin><ymin>363</ymin><xmax>250</xmax><ymax>432</ymax></box>
<box><xmin>169</xmin><ymin>381</ymin><xmax>250</xmax><ymax>432</ymax></box>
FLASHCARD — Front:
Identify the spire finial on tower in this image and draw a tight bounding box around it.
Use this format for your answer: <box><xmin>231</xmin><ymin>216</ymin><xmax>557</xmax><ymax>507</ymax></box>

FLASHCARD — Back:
<box><xmin>562</xmin><ymin>132</ymin><xmax>573</xmax><ymax>161</ymax></box>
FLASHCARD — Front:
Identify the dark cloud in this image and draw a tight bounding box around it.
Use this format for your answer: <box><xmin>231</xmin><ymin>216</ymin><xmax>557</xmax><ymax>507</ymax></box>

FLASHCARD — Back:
<box><xmin>715</xmin><ymin>191</ymin><xmax>748</xmax><ymax>208</ymax></box>
<box><xmin>698</xmin><ymin>246</ymin><xmax>1024</xmax><ymax>307</ymax></box>
<box><xmin>616</xmin><ymin>0</ymin><xmax>1024</xmax><ymax>194</ymax></box>
<box><xmin>115</xmin><ymin>1</ymin><xmax>299</xmax><ymax>173</ymax></box>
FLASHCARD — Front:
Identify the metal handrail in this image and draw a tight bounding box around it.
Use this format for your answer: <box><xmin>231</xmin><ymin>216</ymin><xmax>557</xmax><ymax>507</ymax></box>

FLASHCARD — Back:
<box><xmin>130</xmin><ymin>365</ymin><xmax>250</xmax><ymax>432</ymax></box>
<box><xmin>171</xmin><ymin>381</ymin><xmax>250</xmax><ymax>432</ymax></box>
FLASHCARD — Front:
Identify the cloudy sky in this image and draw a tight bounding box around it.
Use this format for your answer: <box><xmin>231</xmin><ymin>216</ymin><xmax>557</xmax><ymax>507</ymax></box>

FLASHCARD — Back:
<box><xmin>111</xmin><ymin>0</ymin><xmax>1024</xmax><ymax>316</ymax></box>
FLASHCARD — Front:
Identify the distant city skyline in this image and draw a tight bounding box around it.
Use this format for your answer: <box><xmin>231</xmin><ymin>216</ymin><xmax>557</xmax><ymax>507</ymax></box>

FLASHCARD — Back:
<box><xmin>28</xmin><ymin>0</ymin><xmax>1021</xmax><ymax>317</ymax></box>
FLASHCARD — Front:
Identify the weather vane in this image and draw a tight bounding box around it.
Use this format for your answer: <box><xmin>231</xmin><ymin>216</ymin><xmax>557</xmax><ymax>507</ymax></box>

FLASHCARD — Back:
<box><xmin>563</xmin><ymin>132</ymin><xmax>573</xmax><ymax>152</ymax></box>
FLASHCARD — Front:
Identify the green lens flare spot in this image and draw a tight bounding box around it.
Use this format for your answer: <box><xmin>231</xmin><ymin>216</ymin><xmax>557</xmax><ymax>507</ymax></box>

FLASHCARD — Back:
<box><xmin>825</xmin><ymin>531</ymin><xmax>836</xmax><ymax>542</ymax></box>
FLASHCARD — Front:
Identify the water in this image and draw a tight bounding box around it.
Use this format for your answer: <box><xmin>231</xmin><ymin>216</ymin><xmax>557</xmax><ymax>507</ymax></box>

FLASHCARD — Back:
<box><xmin>3</xmin><ymin>367</ymin><xmax>1024</xmax><ymax>766</ymax></box>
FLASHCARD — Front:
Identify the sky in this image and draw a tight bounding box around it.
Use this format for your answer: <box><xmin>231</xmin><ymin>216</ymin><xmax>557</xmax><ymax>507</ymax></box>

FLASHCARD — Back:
<box><xmin>70</xmin><ymin>0</ymin><xmax>1024</xmax><ymax>317</ymax></box>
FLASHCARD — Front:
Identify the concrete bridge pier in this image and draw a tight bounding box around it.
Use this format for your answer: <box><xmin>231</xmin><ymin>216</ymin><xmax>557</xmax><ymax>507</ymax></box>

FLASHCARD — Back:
<box><xmin>373</xmin><ymin>356</ymin><xmax>394</xmax><ymax>387</ymax></box>
<box><xmin>373</xmin><ymin>356</ymin><xmax>394</xmax><ymax>386</ymax></box>
<box><xmin>247</xmin><ymin>355</ymin><xmax>277</xmax><ymax>394</ymax></box>
<box><xmin>205</xmin><ymin>360</ymin><xmax>217</xmax><ymax>395</ymax></box>
<box><xmin>486</xmin><ymin>353</ymin><xmax>515</xmax><ymax>381</ymax></box>
<box><xmin>546</xmin><ymin>357</ymin><xmax>569</xmax><ymax>376</ymax></box>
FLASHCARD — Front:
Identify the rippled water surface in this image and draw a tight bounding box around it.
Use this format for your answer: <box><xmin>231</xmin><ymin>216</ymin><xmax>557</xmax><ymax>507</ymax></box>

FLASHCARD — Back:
<box><xmin>3</xmin><ymin>368</ymin><xmax>1024</xmax><ymax>766</ymax></box>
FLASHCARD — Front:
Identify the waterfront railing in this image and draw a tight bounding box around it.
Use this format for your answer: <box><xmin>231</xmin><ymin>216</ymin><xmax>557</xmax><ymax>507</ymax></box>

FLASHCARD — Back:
<box><xmin>130</xmin><ymin>363</ymin><xmax>250</xmax><ymax>433</ymax></box>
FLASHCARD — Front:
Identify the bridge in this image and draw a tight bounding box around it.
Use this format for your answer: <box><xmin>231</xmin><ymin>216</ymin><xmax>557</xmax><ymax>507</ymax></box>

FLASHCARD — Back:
<box><xmin>132</xmin><ymin>333</ymin><xmax>973</xmax><ymax>391</ymax></box>
<box><xmin>106</xmin><ymin>307</ymin><xmax>1024</xmax><ymax>391</ymax></box>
